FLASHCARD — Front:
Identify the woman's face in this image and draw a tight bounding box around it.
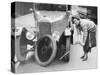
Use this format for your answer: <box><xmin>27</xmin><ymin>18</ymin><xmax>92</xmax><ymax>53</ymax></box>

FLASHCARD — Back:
<box><xmin>73</xmin><ymin>18</ymin><xmax>80</xmax><ymax>26</ymax></box>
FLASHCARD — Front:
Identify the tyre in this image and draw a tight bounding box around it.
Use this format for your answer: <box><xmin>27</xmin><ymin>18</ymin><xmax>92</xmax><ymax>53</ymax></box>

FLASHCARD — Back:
<box><xmin>16</xmin><ymin>28</ymin><xmax>28</xmax><ymax>62</ymax></box>
<box><xmin>35</xmin><ymin>35</ymin><xmax>57</xmax><ymax>66</ymax></box>
<box><xmin>62</xmin><ymin>53</ymin><xmax>70</xmax><ymax>62</ymax></box>
<box><xmin>62</xmin><ymin>37</ymin><xmax>70</xmax><ymax>62</ymax></box>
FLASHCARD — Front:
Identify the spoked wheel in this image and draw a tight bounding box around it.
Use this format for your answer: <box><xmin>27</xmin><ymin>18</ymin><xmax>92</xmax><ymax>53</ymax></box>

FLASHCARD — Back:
<box><xmin>62</xmin><ymin>37</ymin><xmax>70</xmax><ymax>62</ymax></box>
<box><xmin>35</xmin><ymin>35</ymin><xmax>57</xmax><ymax>66</ymax></box>
<box><xmin>16</xmin><ymin>28</ymin><xmax>28</xmax><ymax>62</ymax></box>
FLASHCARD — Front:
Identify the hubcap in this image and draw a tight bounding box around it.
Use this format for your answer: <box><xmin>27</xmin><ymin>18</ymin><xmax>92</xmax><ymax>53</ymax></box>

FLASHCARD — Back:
<box><xmin>37</xmin><ymin>37</ymin><xmax>53</xmax><ymax>62</ymax></box>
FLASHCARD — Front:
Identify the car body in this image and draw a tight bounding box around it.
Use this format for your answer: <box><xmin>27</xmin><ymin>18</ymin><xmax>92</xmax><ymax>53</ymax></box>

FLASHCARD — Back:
<box><xmin>14</xmin><ymin>10</ymin><xmax>71</xmax><ymax>66</ymax></box>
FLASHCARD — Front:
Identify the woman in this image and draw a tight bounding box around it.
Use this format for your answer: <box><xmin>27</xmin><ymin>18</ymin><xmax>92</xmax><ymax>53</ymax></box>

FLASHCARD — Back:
<box><xmin>71</xmin><ymin>15</ymin><xmax>97</xmax><ymax>61</ymax></box>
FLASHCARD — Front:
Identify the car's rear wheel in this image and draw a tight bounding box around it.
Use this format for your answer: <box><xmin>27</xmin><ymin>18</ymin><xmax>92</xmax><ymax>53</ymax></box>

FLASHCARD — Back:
<box><xmin>62</xmin><ymin>53</ymin><xmax>70</xmax><ymax>62</ymax></box>
<box><xmin>62</xmin><ymin>37</ymin><xmax>70</xmax><ymax>62</ymax></box>
<box><xmin>35</xmin><ymin>35</ymin><xmax>57</xmax><ymax>66</ymax></box>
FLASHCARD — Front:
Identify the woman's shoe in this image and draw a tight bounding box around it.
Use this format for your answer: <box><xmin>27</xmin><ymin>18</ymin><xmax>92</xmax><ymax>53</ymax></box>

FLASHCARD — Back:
<box><xmin>82</xmin><ymin>55</ymin><xmax>88</xmax><ymax>61</ymax></box>
<box><xmin>80</xmin><ymin>55</ymin><xmax>84</xmax><ymax>59</ymax></box>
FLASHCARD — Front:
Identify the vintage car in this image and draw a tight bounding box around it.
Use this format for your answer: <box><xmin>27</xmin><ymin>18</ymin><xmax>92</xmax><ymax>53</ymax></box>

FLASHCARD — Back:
<box><xmin>14</xmin><ymin>10</ymin><xmax>71</xmax><ymax>66</ymax></box>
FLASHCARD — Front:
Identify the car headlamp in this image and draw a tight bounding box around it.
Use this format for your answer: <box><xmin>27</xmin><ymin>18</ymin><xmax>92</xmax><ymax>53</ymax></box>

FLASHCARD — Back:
<box><xmin>26</xmin><ymin>32</ymin><xmax>35</xmax><ymax>40</ymax></box>
<box><xmin>65</xmin><ymin>28</ymin><xmax>71</xmax><ymax>36</ymax></box>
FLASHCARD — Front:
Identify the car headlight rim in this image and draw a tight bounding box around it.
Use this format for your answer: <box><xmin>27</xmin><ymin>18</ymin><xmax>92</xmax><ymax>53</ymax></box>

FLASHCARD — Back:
<box><xmin>26</xmin><ymin>32</ymin><xmax>35</xmax><ymax>40</ymax></box>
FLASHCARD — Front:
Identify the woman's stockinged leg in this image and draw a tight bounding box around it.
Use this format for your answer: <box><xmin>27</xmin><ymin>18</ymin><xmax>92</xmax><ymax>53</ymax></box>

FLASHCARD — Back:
<box><xmin>80</xmin><ymin>46</ymin><xmax>89</xmax><ymax>61</ymax></box>
<box><xmin>80</xmin><ymin>46</ymin><xmax>86</xmax><ymax>59</ymax></box>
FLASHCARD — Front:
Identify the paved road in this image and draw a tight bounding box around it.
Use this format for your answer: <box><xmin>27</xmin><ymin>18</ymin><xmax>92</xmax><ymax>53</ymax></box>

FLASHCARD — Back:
<box><xmin>15</xmin><ymin>38</ymin><xmax>97</xmax><ymax>73</ymax></box>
